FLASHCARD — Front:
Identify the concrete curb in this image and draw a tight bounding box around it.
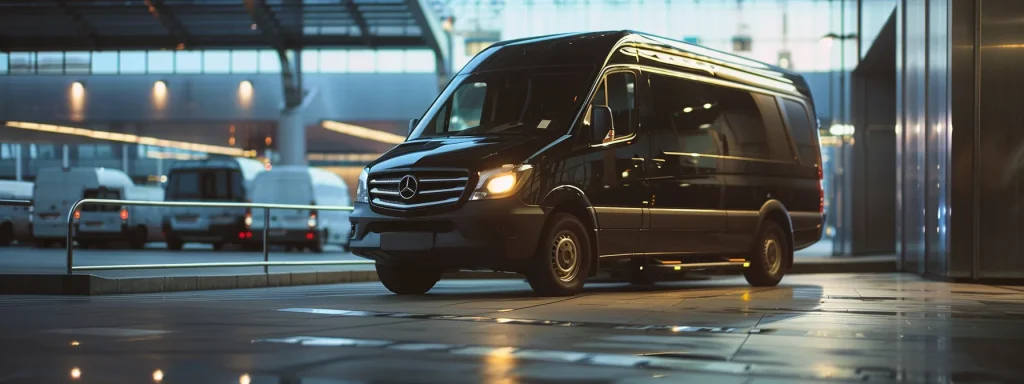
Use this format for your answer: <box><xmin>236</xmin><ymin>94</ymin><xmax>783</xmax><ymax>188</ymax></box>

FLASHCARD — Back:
<box><xmin>0</xmin><ymin>258</ymin><xmax>897</xmax><ymax>295</ymax></box>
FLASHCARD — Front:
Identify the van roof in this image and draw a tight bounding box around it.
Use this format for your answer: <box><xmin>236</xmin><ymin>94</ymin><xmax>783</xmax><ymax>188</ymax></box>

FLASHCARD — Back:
<box><xmin>168</xmin><ymin>157</ymin><xmax>265</xmax><ymax>179</ymax></box>
<box><xmin>36</xmin><ymin>167</ymin><xmax>133</xmax><ymax>187</ymax></box>
<box><xmin>256</xmin><ymin>165</ymin><xmax>346</xmax><ymax>188</ymax></box>
<box><xmin>462</xmin><ymin>30</ymin><xmax>813</xmax><ymax>101</ymax></box>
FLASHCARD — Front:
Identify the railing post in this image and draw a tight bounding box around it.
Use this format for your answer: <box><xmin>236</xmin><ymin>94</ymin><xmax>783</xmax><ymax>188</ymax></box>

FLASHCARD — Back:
<box><xmin>66</xmin><ymin>201</ymin><xmax>77</xmax><ymax>275</ymax></box>
<box><xmin>263</xmin><ymin>206</ymin><xmax>270</xmax><ymax>275</ymax></box>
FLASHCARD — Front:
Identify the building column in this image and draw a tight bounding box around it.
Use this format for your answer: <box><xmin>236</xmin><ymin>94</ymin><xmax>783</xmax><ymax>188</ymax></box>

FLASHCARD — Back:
<box><xmin>276</xmin><ymin>49</ymin><xmax>306</xmax><ymax>166</ymax></box>
<box><xmin>14</xmin><ymin>144</ymin><xmax>23</xmax><ymax>181</ymax></box>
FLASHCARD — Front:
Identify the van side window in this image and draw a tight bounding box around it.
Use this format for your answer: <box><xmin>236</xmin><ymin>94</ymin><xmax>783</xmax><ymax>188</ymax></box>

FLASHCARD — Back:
<box><xmin>713</xmin><ymin>85</ymin><xmax>792</xmax><ymax>162</ymax></box>
<box><xmin>647</xmin><ymin>73</ymin><xmax>725</xmax><ymax>156</ymax></box>
<box><xmin>781</xmin><ymin>99</ymin><xmax>819</xmax><ymax>165</ymax></box>
<box><xmin>587</xmin><ymin>72</ymin><xmax>636</xmax><ymax>142</ymax></box>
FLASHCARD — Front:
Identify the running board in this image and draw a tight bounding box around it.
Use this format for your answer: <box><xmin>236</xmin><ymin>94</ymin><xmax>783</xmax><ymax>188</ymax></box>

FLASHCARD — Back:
<box><xmin>648</xmin><ymin>261</ymin><xmax>749</xmax><ymax>271</ymax></box>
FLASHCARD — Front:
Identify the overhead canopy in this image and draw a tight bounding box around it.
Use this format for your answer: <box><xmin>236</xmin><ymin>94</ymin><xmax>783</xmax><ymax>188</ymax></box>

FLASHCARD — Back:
<box><xmin>0</xmin><ymin>0</ymin><xmax>448</xmax><ymax>58</ymax></box>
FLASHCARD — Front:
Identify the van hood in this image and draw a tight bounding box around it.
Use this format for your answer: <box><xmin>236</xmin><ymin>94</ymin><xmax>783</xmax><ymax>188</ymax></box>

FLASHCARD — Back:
<box><xmin>370</xmin><ymin>135</ymin><xmax>555</xmax><ymax>173</ymax></box>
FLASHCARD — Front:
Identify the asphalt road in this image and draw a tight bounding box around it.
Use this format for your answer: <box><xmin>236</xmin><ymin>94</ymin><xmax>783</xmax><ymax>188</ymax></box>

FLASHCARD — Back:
<box><xmin>0</xmin><ymin>243</ymin><xmax>371</xmax><ymax>277</ymax></box>
<box><xmin>0</xmin><ymin>273</ymin><xmax>1021</xmax><ymax>383</ymax></box>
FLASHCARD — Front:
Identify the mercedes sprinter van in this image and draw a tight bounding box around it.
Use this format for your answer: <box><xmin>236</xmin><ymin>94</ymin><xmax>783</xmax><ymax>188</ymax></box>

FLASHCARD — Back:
<box><xmin>349</xmin><ymin>31</ymin><xmax>824</xmax><ymax>296</ymax></box>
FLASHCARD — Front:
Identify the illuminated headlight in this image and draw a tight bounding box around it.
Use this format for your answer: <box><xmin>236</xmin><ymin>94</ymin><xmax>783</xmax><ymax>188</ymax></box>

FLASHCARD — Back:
<box><xmin>244</xmin><ymin>214</ymin><xmax>253</xmax><ymax>227</ymax></box>
<box><xmin>470</xmin><ymin>164</ymin><xmax>533</xmax><ymax>200</ymax></box>
<box><xmin>307</xmin><ymin>214</ymin><xmax>317</xmax><ymax>228</ymax></box>
<box><xmin>355</xmin><ymin>168</ymin><xmax>369</xmax><ymax>203</ymax></box>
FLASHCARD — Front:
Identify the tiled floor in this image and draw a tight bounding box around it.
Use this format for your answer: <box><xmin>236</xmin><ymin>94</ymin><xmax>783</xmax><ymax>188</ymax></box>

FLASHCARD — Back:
<box><xmin>0</xmin><ymin>273</ymin><xmax>1022</xmax><ymax>383</ymax></box>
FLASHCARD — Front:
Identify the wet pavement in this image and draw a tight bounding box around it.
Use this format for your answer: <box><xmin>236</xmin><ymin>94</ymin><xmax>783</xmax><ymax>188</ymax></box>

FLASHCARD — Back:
<box><xmin>0</xmin><ymin>273</ymin><xmax>1021</xmax><ymax>383</ymax></box>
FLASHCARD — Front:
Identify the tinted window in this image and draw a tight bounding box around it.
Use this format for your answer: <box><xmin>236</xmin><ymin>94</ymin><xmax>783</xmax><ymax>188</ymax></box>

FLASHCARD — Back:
<box><xmin>713</xmin><ymin>86</ymin><xmax>793</xmax><ymax>161</ymax></box>
<box><xmin>648</xmin><ymin>73</ymin><xmax>725</xmax><ymax>156</ymax></box>
<box><xmin>167</xmin><ymin>169</ymin><xmax>244</xmax><ymax>201</ymax></box>
<box><xmin>586</xmin><ymin>72</ymin><xmax>637</xmax><ymax>142</ymax></box>
<box><xmin>782</xmin><ymin>99</ymin><xmax>819</xmax><ymax>165</ymax></box>
<box><xmin>81</xmin><ymin>189</ymin><xmax>121</xmax><ymax>212</ymax></box>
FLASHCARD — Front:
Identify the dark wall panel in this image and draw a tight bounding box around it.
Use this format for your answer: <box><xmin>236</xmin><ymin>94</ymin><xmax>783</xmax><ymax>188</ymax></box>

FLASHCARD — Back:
<box><xmin>977</xmin><ymin>0</ymin><xmax>1024</xmax><ymax>279</ymax></box>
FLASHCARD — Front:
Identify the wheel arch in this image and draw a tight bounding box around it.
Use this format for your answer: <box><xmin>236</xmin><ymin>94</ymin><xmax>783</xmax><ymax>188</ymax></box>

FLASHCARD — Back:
<box><xmin>757</xmin><ymin>200</ymin><xmax>795</xmax><ymax>270</ymax></box>
<box><xmin>539</xmin><ymin>185</ymin><xmax>601</xmax><ymax>277</ymax></box>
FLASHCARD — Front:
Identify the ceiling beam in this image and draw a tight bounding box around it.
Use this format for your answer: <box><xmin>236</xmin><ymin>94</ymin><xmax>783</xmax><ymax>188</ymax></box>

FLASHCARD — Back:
<box><xmin>56</xmin><ymin>0</ymin><xmax>99</xmax><ymax>49</ymax></box>
<box><xmin>144</xmin><ymin>0</ymin><xmax>192</xmax><ymax>48</ymax></box>
<box><xmin>345</xmin><ymin>1</ymin><xmax>374</xmax><ymax>47</ymax></box>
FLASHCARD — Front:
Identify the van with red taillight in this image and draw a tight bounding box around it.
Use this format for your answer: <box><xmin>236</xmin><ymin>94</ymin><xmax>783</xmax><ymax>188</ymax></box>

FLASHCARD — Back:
<box><xmin>162</xmin><ymin>157</ymin><xmax>265</xmax><ymax>251</ymax></box>
<box><xmin>75</xmin><ymin>184</ymin><xmax>164</xmax><ymax>249</ymax></box>
<box><xmin>0</xmin><ymin>180</ymin><xmax>33</xmax><ymax>246</ymax></box>
<box><xmin>250</xmin><ymin>166</ymin><xmax>352</xmax><ymax>253</ymax></box>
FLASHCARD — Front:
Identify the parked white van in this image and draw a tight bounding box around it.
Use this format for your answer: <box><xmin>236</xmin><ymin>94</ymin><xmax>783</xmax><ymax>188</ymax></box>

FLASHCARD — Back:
<box><xmin>251</xmin><ymin>166</ymin><xmax>352</xmax><ymax>252</ymax></box>
<box><xmin>32</xmin><ymin>167</ymin><xmax>142</xmax><ymax>247</ymax></box>
<box><xmin>0</xmin><ymin>180</ymin><xmax>33</xmax><ymax>246</ymax></box>
<box><xmin>75</xmin><ymin>185</ymin><xmax>165</xmax><ymax>249</ymax></box>
<box><xmin>163</xmin><ymin>157</ymin><xmax>265</xmax><ymax>250</ymax></box>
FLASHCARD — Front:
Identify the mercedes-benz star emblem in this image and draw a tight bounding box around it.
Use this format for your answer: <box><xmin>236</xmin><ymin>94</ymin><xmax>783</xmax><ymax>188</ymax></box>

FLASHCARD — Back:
<box><xmin>398</xmin><ymin>175</ymin><xmax>419</xmax><ymax>200</ymax></box>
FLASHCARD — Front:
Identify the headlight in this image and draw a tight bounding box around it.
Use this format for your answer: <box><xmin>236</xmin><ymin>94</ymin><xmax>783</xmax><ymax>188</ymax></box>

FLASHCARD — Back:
<box><xmin>355</xmin><ymin>168</ymin><xmax>369</xmax><ymax>203</ymax></box>
<box><xmin>470</xmin><ymin>164</ymin><xmax>533</xmax><ymax>200</ymax></box>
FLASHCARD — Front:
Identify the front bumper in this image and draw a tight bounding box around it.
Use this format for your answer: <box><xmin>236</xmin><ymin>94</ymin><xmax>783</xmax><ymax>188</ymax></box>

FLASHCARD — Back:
<box><xmin>348</xmin><ymin>199</ymin><xmax>546</xmax><ymax>271</ymax></box>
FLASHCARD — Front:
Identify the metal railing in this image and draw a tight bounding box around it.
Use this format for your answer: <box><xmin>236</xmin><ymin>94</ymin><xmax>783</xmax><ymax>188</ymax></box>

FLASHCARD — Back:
<box><xmin>65</xmin><ymin>199</ymin><xmax>372</xmax><ymax>275</ymax></box>
<box><xmin>0</xmin><ymin>199</ymin><xmax>31</xmax><ymax>207</ymax></box>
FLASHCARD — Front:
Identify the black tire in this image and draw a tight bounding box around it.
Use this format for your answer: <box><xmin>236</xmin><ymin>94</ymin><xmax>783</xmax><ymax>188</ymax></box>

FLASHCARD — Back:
<box><xmin>744</xmin><ymin>220</ymin><xmax>789</xmax><ymax>287</ymax></box>
<box><xmin>212</xmin><ymin>243</ymin><xmax>225</xmax><ymax>251</ymax></box>
<box><xmin>166</xmin><ymin>237</ymin><xmax>184</xmax><ymax>251</ymax></box>
<box><xmin>376</xmin><ymin>264</ymin><xmax>441</xmax><ymax>295</ymax></box>
<box><xmin>129</xmin><ymin>227</ymin><xmax>147</xmax><ymax>250</ymax></box>
<box><xmin>526</xmin><ymin>213</ymin><xmax>591</xmax><ymax>296</ymax></box>
<box><xmin>0</xmin><ymin>222</ymin><xmax>13</xmax><ymax>246</ymax></box>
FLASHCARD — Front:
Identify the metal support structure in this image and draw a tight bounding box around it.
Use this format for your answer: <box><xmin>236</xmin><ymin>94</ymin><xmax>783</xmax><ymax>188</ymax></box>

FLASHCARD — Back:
<box><xmin>345</xmin><ymin>0</ymin><xmax>374</xmax><ymax>47</ymax></box>
<box><xmin>407</xmin><ymin>0</ymin><xmax>452</xmax><ymax>90</ymax></box>
<box><xmin>56</xmin><ymin>0</ymin><xmax>98</xmax><ymax>48</ymax></box>
<box><xmin>65</xmin><ymin>199</ymin><xmax>356</xmax><ymax>275</ymax></box>
<box><xmin>144</xmin><ymin>0</ymin><xmax>192</xmax><ymax>47</ymax></box>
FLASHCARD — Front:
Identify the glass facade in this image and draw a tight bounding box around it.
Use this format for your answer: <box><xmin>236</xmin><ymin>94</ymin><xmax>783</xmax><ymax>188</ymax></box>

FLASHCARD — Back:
<box><xmin>0</xmin><ymin>49</ymin><xmax>437</xmax><ymax>75</ymax></box>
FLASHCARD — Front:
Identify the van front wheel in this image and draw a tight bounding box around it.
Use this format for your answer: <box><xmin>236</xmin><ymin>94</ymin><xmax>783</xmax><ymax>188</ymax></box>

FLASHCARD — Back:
<box><xmin>376</xmin><ymin>264</ymin><xmax>440</xmax><ymax>295</ymax></box>
<box><xmin>526</xmin><ymin>213</ymin><xmax>590</xmax><ymax>297</ymax></box>
<box><xmin>743</xmin><ymin>221</ymin><xmax>788</xmax><ymax>287</ymax></box>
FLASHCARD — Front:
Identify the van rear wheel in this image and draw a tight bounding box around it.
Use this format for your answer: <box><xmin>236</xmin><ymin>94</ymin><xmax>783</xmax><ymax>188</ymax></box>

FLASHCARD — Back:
<box><xmin>525</xmin><ymin>213</ymin><xmax>590</xmax><ymax>297</ymax></box>
<box><xmin>0</xmin><ymin>223</ymin><xmax>13</xmax><ymax>246</ymax></box>
<box><xmin>129</xmin><ymin>227</ymin><xmax>147</xmax><ymax>250</ymax></box>
<box><xmin>743</xmin><ymin>221</ymin><xmax>788</xmax><ymax>287</ymax></box>
<box><xmin>376</xmin><ymin>264</ymin><xmax>440</xmax><ymax>295</ymax></box>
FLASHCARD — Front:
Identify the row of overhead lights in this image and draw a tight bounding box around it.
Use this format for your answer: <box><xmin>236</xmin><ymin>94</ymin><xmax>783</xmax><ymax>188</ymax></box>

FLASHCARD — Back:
<box><xmin>68</xmin><ymin>80</ymin><xmax>255</xmax><ymax>109</ymax></box>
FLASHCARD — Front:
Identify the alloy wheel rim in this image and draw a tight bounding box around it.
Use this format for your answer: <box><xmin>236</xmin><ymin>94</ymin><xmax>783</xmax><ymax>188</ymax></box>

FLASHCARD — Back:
<box><xmin>551</xmin><ymin>232</ymin><xmax>580</xmax><ymax>283</ymax></box>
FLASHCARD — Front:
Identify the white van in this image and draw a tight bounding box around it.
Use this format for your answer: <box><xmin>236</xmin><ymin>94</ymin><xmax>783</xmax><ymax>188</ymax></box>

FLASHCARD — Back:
<box><xmin>32</xmin><ymin>167</ymin><xmax>138</xmax><ymax>247</ymax></box>
<box><xmin>163</xmin><ymin>157</ymin><xmax>265</xmax><ymax>250</ymax></box>
<box><xmin>75</xmin><ymin>185</ymin><xmax>165</xmax><ymax>249</ymax></box>
<box><xmin>0</xmin><ymin>180</ymin><xmax>33</xmax><ymax>246</ymax></box>
<box><xmin>251</xmin><ymin>166</ymin><xmax>352</xmax><ymax>252</ymax></box>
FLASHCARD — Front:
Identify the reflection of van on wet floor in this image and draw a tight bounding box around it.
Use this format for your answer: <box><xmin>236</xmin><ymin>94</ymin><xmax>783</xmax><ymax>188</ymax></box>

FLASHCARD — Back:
<box><xmin>0</xmin><ymin>180</ymin><xmax>33</xmax><ymax>246</ymax></box>
<box><xmin>74</xmin><ymin>185</ymin><xmax>165</xmax><ymax>249</ymax></box>
<box><xmin>251</xmin><ymin>166</ymin><xmax>352</xmax><ymax>252</ymax></box>
<box><xmin>32</xmin><ymin>167</ymin><xmax>143</xmax><ymax>247</ymax></box>
<box><xmin>162</xmin><ymin>157</ymin><xmax>265</xmax><ymax>251</ymax></box>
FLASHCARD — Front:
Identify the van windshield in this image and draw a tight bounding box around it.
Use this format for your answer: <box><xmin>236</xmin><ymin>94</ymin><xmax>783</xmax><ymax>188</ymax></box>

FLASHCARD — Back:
<box><xmin>166</xmin><ymin>169</ymin><xmax>245</xmax><ymax>201</ymax></box>
<box><xmin>410</xmin><ymin>66</ymin><xmax>594</xmax><ymax>139</ymax></box>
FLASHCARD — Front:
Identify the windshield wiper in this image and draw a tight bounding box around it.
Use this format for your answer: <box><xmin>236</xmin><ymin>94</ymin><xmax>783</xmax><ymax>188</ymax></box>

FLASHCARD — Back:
<box><xmin>489</xmin><ymin>121</ymin><xmax>526</xmax><ymax>133</ymax></box>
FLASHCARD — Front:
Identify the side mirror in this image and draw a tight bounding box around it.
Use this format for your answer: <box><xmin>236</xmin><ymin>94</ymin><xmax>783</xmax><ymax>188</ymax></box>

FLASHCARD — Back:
<box><xmin>590</xmin><ymin>106</ymin><xmax>614</xmax><ymax>144</ymax></box>
<box><xmin>408</xmin><ymin>119</ymin><xmax>419</xmax><ymax>136</ymax></box>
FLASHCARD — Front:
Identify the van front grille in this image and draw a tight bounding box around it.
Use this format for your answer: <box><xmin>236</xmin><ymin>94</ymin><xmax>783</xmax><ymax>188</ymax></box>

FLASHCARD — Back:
<box><xmin>368</xmin><ymin>169</ymin><xmax>470</xmax><ymax>210</ymax></box>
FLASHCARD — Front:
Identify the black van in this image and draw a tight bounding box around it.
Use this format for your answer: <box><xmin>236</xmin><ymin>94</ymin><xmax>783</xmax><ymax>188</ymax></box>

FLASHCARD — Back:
<box><xmin>350</xmin><ymin>31</ymin><xmax>824</xmax><ymax>296</ymax></box>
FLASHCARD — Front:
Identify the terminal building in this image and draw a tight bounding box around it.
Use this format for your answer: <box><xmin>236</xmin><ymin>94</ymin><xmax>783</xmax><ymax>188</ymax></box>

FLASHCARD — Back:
<box><xmin>1</xmin><ymin>0</ymin><xmax>1022</xmax><ymax>281</ymax></box>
